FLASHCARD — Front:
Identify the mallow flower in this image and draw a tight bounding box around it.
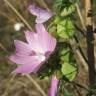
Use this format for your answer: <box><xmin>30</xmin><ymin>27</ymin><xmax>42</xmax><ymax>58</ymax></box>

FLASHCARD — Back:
<box><xmin>9</xmin><ymin>24</ymin><xmax>56</xmax><ymax>74</ymax></box>
<box><xmin>48</xmin><ymin>76</ymin><xmax>59</xmax><ymax>96</ymax></box>
<box><xmin>28</xmin><ymin>5</ymin><xmax>53</xmax><ymax>23</ymax></box>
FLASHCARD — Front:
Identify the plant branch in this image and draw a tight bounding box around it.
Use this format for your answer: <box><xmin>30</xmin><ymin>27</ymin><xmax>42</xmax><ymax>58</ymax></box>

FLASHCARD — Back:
<box><xmin>69</xmin><ymin>38</ymin><xmax>88</xmax><ymax>71</ymax></box>
<box><xmin>75</xmin><ymin>3</ymin><xmax>86</xmax><ymax>31</ymax></box>
<box><xmin>74</xmin><ymin>24</ymin><xmax>86</xmax><ymax>37</ymax></box>
<box><xmin>85</xmin><ymin>0</ymin><xmax>96</xmax><ymax>85</ymax></box>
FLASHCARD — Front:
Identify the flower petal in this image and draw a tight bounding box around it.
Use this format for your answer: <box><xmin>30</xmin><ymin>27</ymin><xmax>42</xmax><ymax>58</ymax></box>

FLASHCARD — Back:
<box><xmin>48</xmin><ymin>76</ymin><xmax>59</xmax><ymax>96</ymax></box>
<box><xmin>9</xmin><ymin>54</ymin><xmax>42</xmax><ymax>65</ymax></box>
<box><xmin>12</xmin><ymin>63</ymin><xmax>40</xmax><ymax>74</ymax></box>
<box><xmin>36</xmin><ymin>24</ymin><xmax>57</xmax><ymax>52</ymax></box>
<box><xmin>36</xmin><ymin>12</ymin><xmax>53</xmax><ymax>23</ymax></box>
<box><xmin>24</xmin><ymin>30</ymin><xmax>43</xmax><ymax>53</ymax></box>
<box><xmin>28</xmin><ymin>5</ymin><xmax>40</xmax><ymax>16</ymax></box>
<box><xmin>14</xmin><ymin>40</ymin><xmax>32</xmax><ymax>55</ymax></box>
<box><xmin>24</xmin><ymin>30</ymin><xmax>36</xmax><ymax>44</ymax></box>
<box><xmin>28</xmin><ymin>5</ymin><xmax>53</xmax><ymax>23</ymax></box>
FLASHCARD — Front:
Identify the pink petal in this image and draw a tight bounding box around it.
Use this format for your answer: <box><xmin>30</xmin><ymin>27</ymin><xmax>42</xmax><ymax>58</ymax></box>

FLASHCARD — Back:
<box><xmin>12</xmin><ymin>63</ymin><xmax>40</xmax><ymax>74</ymax></box>
<box><xmin>36</xmin><ymin>12</ymin><xmax>53</xmax><ymax>23</ymax></box>
<box><xmin>14</xmin><ymin>40</ymin><xmax>32</xmax><ymax>55</ymax></box>
<box><xmin>28</xmin><ymin>5</ymin><xmax>40</xmax><ymax>16</ymax></box>
<box><xmin>28</xmin><ymin>5</ymin><xmax>53</xmax><ymax>23</ymax></box>
<box><xmin>24</xmin><ymin>30</ymin><xmax>36</xmax><ymax>45</ymax></box>
<box><xmin>36</xmin><ymin>24</ymin><xmax>57</xmax><ymax>52</ymax></box>
<box><xmin>48</xmin><ymin>76</ymin><xmax>59</xmax><ymax>96</ymax></box>
<box><xmin>24</xmin><ymin>30</ymin><xmax>43</xmax><ymax>53</ymax></box>
<box><xmin>9</xmin><ymin>54</ymin><xmax>42</xmax><ymax>65</ymax></box>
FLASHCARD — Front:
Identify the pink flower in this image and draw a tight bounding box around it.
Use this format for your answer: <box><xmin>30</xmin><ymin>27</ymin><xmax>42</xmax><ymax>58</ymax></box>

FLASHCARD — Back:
<box><xmin>9</xmin><ymin>24</ymin><xmax>56</xmax><ymax>74</ymax></box>
<box><xmin>28</xmin><ymin>5</ymin><xmax>53</xmax><ymax>23</ymax></box>
<box><xmin>48</xmin><ymin>76</ymin><xmax>59</xmax><ymax>96</ymax></box>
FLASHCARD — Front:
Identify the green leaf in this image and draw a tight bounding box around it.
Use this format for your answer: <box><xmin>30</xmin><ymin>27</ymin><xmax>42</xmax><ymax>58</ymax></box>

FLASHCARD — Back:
<box><xmin>60</xmin><ymin>48</ymin><xmax>70</xmax><ymax>62</ymax></box>
<box><xmin>57</xmin><ymin>18</ymin><xmax>75</xmax><ymax>39</ymax></box>
<box><xmin>53</xmin><ymin>0</ymin><xmax>73</xmax><ymax>13</ymax></box>
<box><xmin>65</xmin><ymin>19</ymin><xmax>75</xmax><ymax>37</ymax></box>
<box><xmin>61</xmin><ymin>4</ymin><xmax>76</xmax><ymax>17</ymax></box>
<box><xmin>57</xmin><ymin>24</ymin><xmax>69</xmax><ymax>39</ymax></box>
<box><xmin>53</xmin><ymin>16</ymin><xmax>62</xmax><ymax>24</ymax></box>
<box><xmin>61</xmin><ymin>53</ymin><xmax>70</xmax><ymax>62</ymax></box>
<box><xmin>61</xmin><ymin>62</ymin><xmax>77</xmax><ymax>81</ymax></box>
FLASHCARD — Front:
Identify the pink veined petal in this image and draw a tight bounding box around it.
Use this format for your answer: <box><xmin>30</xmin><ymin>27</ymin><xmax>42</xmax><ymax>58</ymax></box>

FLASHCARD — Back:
<box><xmin>24</xmin><ymin>30</ymin><xmax>43</xmax><ymax>53</ymax></box>
<box><xmin>36</xmin><ymin>11</ymin><xmax>53</xmax><ymax>23</ymax></box>
<box><xmin>12</xmin><ymin>62</ymin><xmax>40</xmax><ymax>74</ymax></box>
<box><xmin>14</xmin><ymin>40</ymin><xmax>32</xmax><ymax>55</ymax></box>
<box><xmin>33</xmin><ymin>61</ymin><xmax>45</xmax><ymax>73</ymax></box>
<box><xmin>24</xmin><ymin>30</ymin><xmax>36</xmax><ymax>45</ymax></box>
<box><xmin>28</xmin><ymin>5</ymin><xmax>41</xmax><ymax>16</ymax></box>
<box><xmin>48</xmin><ymin>76</ymin><xmax>59</xmax><ymax>96</ymax></box>
<box><xmin>28</xmin><ymin>5</ymin><xmax>53</xmax><ymax>23</ymax></box>
<box><xmin>9</xmin><ymin>54</ymin><xmax>42</xmax><ymax>65</ymax></box>
<box><xmin>36</xmin><ymin>24</ymin><xmax>57</xmax><ymax>53</ymax></box>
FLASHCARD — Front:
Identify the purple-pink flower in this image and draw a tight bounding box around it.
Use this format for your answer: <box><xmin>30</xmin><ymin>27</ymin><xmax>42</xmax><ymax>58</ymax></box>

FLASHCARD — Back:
<box><xmin>48</xmin><ymin>76</ymin><xmax>59</xmax><ymax>96</ymax></box>
<box><xmin>9</xmin><ymin>24</ymin><xmax>56</xmax><ymax>74</ymax></box>
<box><xmin>28</xmin><ymin>5</ymin><xmax>53</xmax><ymax>23</ymax></box>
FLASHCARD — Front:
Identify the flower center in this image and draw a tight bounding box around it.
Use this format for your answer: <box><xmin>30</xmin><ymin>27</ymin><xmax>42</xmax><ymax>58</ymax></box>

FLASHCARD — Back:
<box><xmin>37</xmin><ymin>53</ymin><xmax>45</xmax><ymax>62</ymax></box>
